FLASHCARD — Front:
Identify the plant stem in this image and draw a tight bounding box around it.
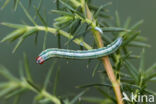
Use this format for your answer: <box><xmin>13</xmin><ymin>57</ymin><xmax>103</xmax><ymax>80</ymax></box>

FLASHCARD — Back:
<box><xmin>35</xmin><ymin>26</ymin><xmax>92</xmax><ymax>50</ymax></box>
<box><xmin>85</xmin><ymin>4</ymin><xmax>123</xmax><ymax>104</ymax></box>
<box><xmin>20</xmin><ymin>79</ymin><xmax>61</xmax><ymax>104</ymax></box>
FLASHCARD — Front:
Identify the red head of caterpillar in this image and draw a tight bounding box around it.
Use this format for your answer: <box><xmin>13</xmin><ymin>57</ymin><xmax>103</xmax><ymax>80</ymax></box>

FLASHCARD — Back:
<box><xmin>36</xmin><ymin>56</ymin><xmax>45</xmax><ymax>64</ymax></box>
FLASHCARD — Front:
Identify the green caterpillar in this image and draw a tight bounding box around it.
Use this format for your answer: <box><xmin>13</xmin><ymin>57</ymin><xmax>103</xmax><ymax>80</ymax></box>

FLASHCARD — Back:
<box><xmin>36</xmin><ymin>37</ymin><xmax>122</xmax><ymax>64</ymax></box>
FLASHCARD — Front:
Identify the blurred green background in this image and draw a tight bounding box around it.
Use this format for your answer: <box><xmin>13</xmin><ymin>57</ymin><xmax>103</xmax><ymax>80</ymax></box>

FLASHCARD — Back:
<box><xmin>0</xmin><ymin>0</ymin><xmax>155</xmax><ymax>103</ymax></box>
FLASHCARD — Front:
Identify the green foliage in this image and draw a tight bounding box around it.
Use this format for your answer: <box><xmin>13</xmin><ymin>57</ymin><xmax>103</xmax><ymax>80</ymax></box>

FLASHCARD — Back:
<box><xmin>0</xmin><ymin>0</ymin><xmax>155</xmax><ymax>104</ymax></box>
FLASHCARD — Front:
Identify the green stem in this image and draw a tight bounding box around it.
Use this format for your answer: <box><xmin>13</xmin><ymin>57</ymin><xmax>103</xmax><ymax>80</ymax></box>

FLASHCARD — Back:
<box><xmin>20</xmin><ymin>79</ymin><xmax>61</xmax><ymax>104</ymax></box>
<box><xmin>33</xmin><ymin>25</ymin><xmax>92</xmax><ymax>50</ymax></box>
<box><xmin>133</xmin><ymin>75</ymin><xmax>144</xmax><ymax>104</ymax></box>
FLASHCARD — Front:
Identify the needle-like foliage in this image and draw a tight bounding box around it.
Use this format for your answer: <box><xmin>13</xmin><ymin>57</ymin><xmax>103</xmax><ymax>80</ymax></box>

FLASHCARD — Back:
<box><xmin>0</xmin><ymin>0</ymin><xmax>155</xmax><ymax>104</ymax></box>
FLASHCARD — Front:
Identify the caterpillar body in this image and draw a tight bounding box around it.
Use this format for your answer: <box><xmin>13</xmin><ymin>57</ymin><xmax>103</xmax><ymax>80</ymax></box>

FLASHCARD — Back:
<box><xmin>36</xmin><ymin>37</ymin><xmax>122</xmax><ymax>64</ymax></box>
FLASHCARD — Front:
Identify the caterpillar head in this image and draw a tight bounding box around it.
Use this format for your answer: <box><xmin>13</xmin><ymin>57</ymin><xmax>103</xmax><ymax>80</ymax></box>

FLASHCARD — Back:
<box><xmin>36</xmin><ymin>56</ymin><xmax>45</xmax><ymax>64</ymax></box>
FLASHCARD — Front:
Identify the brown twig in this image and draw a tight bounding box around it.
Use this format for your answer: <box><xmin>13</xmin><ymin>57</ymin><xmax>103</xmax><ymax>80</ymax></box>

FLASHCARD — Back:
<box><xmin>85</xmin><ymin>4</ymin><xmax>123</xmax><ymax>104</ymax></box>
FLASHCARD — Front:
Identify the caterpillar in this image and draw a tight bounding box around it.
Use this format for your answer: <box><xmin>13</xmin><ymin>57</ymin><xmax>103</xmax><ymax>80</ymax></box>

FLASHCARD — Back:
<box><xmin>36</xmin><ymin>37</ymin><xmax>122</xmax><ymax>64</ymax></box>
